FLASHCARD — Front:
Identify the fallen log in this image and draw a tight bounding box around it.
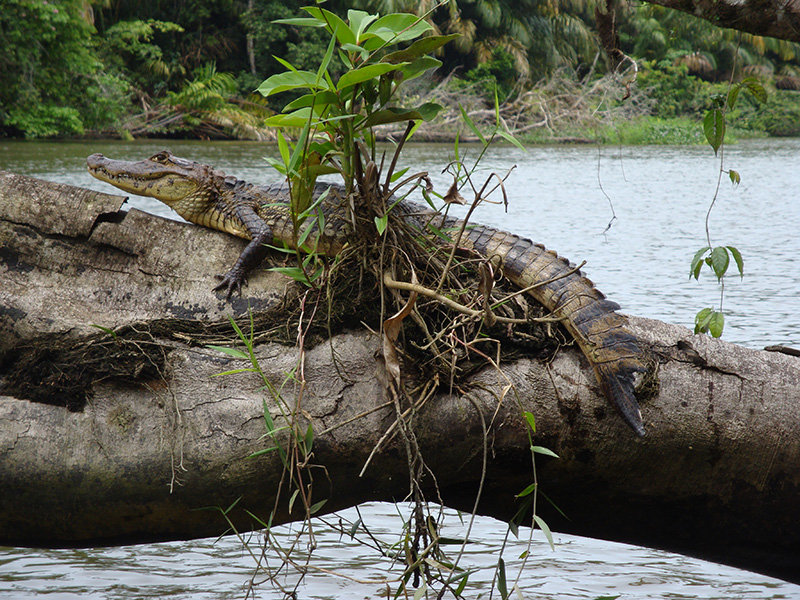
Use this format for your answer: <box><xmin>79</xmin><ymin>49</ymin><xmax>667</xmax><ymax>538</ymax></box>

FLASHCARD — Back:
<box><xmin>0</xmin><ymin>170</ymin><xmax>798</xmax><ymax>583</ymax></box>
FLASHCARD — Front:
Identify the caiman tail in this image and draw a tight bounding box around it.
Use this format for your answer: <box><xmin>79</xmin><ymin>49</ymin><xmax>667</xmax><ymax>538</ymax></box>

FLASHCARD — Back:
<box><xmin>454</xmin><ymin>222</ymin><xmax>647</xmax><ymax>436</ymax></box>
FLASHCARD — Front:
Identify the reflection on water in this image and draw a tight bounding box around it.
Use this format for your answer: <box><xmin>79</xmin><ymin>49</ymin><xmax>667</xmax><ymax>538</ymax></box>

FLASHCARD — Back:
<box><xmin>1</xmin><ymin>139</ymin><xmax>799</xmax><ymax>598</ymax></box>
<box><xmin>1</xmin><ymin>503</ymin><xmax>797</xmax><ymax>599</ymax></box>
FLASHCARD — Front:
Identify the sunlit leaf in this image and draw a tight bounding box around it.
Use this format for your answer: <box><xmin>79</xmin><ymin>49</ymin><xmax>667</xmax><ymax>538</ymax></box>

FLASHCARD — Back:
<box><xmin>206</xmin><ymin>345</ymin><xmax>249</xmax><ymax>360</ymax></box>
<box><xmin>257</xmin><ymin>70</ymin><xmax>323</xmax><ymax>97</ymax></box>
<box><xmin>523</xmin><ymin>411</ymin><xmax>536</xmax><ymax>432</ymax></box>
<box><xmin>338</xmin><ymin>63</ymin><xmax>402</xmax><ymax>91</ymax></box>
<box><xmin>728</xmin><ymin>169</ymin><xmax>740</xmax><ymax>185</ymax></box>
<box><xmin>533</xmin><ymin>514</ymin><xmax>556</xmax><ymax>551</ymax></box>
<box><xmin>382</xmin><ymin>33</ymin><xmax>459</xmax><ymax>63</ymax></box>
<box><xmin>531</xmin><ymin>445</ymin><xmax>559</xmax><ymax>458</ymax></box>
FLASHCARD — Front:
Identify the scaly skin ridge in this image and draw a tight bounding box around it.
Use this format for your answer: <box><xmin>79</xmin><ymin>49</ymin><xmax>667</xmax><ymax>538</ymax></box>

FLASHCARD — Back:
<box><xmin>87</xmin><ymin>151</ymin><xmax>648</xmax><ymax>436</ymax></box>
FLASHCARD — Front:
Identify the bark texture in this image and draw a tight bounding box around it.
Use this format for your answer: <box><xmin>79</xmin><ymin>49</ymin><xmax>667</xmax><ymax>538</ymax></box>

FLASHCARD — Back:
<box><xmin>1</xmin><ymin>171</ymin><xmax>798</xmax><ymax>584</ymax></box>
<box><xmin>638</xmin><ymin>0</ymin><xmax>800</xmax><ymax>45</ymax></box>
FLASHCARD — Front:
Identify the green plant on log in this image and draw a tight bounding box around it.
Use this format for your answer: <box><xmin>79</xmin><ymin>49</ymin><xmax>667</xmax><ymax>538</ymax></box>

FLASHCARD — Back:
<box><xmin>206</xmin><ymin>5</ymin><xmax>560</xmax><ymax>598</ymax></box>
<box><xmin>691</xmin><ymin>76</ymin><xmax>766</xmax><ymax>337</ymax></box>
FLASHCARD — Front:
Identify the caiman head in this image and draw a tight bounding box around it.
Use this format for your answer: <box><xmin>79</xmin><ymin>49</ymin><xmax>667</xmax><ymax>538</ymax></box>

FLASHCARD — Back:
<box><xmin>87</xmin><ymin>150</ymin><xmax>225</xmax><ymax>219</ymax></box>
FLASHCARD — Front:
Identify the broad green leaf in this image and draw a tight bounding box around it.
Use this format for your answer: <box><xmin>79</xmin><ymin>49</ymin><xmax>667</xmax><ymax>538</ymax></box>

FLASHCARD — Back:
<box><xmin>382</xmin><ymin>33</ymin><xmax>459</xmax><ymax>64</ymax></box>
<box><xmin>362</xmin><ymin>102</ymin><xmax>443</xmax><ymax>127</ymax></box>
<box><xmin>710</xmin><ymin>246</ymin><xmax>730</xmax><ymax>280</ymax></box>
<box><xmin>743</xmin><ymin>78</ymin><xmax>768</xmax><ymax>103</ymax></box>
<box><xmin>367</xmin><ymin>13</ymin><xmax>429</xmax><ymax>38</ymax></box>
<box><xmin>533</xmin><ymin>514</ymin><xmax>556</xmax><ymax>551</ymax></box>
<box><xmin>531</xmin><ymin>445</ymin><xmax>559</xmax><ymax>458</ymax></box>
<box><xmin>308</xmin><ymin>498</ymin><xmax>327</xmax><ymax>515</ymax></box>
<box><xmin>338</xmin><ymin>63</ymin><xmax>401</xmax><ymax>90</ymax></box>
<box><xmin>302</xmin><ymin>7</ymin><xmax>356</xmax><ymax>46</ymax></box>
<box><xmin>728</xmin><ymin>169</ymin><xmax>740</xmax><ymax>185</ymax></box>
<box><xmin>703</xmin><ymin>108</ymin><xmax>725</xmax><ymax>155</ymax></box>
<box><xmin>264</xmin><ymin>107</ymin><xmax>318</xmax><ymax>128</ymax></box>
<box><xmin>206</xmin><ymin>345</ymin><xmax>249</xmax><ymax>360</ymax></box>
<box><xmin>399</xmin><ymin>56</ymin><xmax>442</xmax><ymax>82</ymax></box>
<box><xmin>257</xmin><ymin>70</ymin><xmax>322</xmax><ymax>97</ymax></box>
<box><xmin>283</xmin><ymin>90</ymin><xmax>340</xmax><ymax>113</ymax></box>
<box><xmin>709</xmin><ymin>310</ymin><xmax>725</xmax><ymax>338</ymax></box>
<box><xmin>726</xmin><ymin>246</ymin><xmax>744</xmax><ymax>278</ymax></box>
<box><xmin>694</xmin><ymin>307</ymin><xmax>714</xmax><ymax>334</ymax></box>
<box><xmin>690</xmin><ymin>246</ymin><xmax>710</xmax><ymax>279</ymax></box>
<box><xmin>347</xmin><ymin>9</ymin><xmax>377</xmax><ymax>42</ymax></box>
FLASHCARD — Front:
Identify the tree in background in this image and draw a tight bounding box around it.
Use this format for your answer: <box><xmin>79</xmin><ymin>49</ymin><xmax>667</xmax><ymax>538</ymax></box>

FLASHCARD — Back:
<box><xmin>0</xmin><ymin>0</ymin><xmax>128</xmax><ymax>137</ymax></box>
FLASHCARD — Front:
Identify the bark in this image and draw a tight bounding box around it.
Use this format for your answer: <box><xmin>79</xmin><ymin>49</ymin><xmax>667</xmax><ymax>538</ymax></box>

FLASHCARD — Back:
<box><xmin>645</xmin><ymin>0</ymin><xmax>800</xmax><ymax>45</ymax></box>
<box><xmin>1</xmin><ymin>170</ymin><xmax>799</xmax><ymax>583</ymax></box>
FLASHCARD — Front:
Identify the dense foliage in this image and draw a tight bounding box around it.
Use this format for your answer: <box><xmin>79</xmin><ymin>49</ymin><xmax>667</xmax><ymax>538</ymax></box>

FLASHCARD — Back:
<box><xmin>2</xmin><ymin>0</ymin><xmax>800</xmax><ymax>139</ymax></box>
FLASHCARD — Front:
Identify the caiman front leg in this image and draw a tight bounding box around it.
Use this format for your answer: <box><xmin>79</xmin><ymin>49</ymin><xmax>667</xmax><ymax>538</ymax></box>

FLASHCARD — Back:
<box><xmin>214</xmin><ymin>204</ymin><xmax>273</xmax><ymax>299</ymax></box>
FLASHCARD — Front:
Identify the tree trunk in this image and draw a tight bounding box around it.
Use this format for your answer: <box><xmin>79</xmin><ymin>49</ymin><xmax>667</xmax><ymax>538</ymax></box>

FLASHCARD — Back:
<box><xmin>644</xmin><ymin>0</ymin><xmax>800</xmax><ymax>45</ymax></box>
<box><xmin>1</xmin><ymin>171</ymin><xmax>798</xmax><ymax>583</ymax></box>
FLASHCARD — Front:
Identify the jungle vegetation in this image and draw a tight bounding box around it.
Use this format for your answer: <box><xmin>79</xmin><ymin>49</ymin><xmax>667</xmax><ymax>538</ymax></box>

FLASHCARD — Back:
<box><xmin>2</xmin><ymin>0</ymin><xmax>800</xmax><ymax>141</ymax></box>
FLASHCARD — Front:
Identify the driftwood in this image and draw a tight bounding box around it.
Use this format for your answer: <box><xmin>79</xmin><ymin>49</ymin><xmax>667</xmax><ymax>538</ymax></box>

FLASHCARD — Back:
<box><xmin>1</xmin><ymin>170</ymin><xmax>798</xmax><ymax>584</ymax></box>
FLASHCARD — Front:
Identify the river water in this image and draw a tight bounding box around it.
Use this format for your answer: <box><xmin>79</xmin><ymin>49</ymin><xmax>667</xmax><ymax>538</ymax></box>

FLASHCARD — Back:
<box><xmin>1</xmin><ymin>138</ymin><xmax>799</xmax><ymax>599</ymax></box>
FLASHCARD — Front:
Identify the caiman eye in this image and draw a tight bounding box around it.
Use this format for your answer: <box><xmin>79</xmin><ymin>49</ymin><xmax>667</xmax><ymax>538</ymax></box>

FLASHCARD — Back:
<box><xmin>150</xmin><ymin>151</ymin><xmax>171</xmax><ymax>163</ymax></box>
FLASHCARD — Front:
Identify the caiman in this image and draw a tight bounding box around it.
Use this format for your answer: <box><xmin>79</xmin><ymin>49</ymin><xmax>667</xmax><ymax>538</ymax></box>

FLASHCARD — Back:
<box><xmin>87</xmin><ymin>150</ymin><xmax>648</xmax><ymax>436</ymax></box>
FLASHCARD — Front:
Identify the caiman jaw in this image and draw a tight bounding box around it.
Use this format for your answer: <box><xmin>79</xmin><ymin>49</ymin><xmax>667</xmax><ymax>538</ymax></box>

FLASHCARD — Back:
<box><xmin>87</xmin><ymin>151</ymin><xmax>203</xmax><ymax>207</ymax></box>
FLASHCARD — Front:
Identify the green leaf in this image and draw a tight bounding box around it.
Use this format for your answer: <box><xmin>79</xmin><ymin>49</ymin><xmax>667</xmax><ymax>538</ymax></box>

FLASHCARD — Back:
<box><xmin>497</xmin><ymin>558</ymin><xmax>509</xmax><ymax>600</ymax></box>
<box><xmin>531</xmin><ymin>446</ymin><xmax>560</xmax><ymax>459</ymax></box>
<box><xmin>302</xmin><ymin>7</ymin><xmax>355</xmax><ymax>46</ymax></box>
<box><xmin>273</xmin><ymin>17</ymin><xmax>326</xmax><ymax>28</ymax></box>
<box><xmin>709</xmin><ymin>310</ymin><xmax>725</xmax><ymax>337</ymax></box>
<box><xmin>206</xmin><ymin>345</ymin><xmax>250</xmax><ymax>360</ymax></box>
<box><xmin>303</xmin><ymin>422</ymin><xmax>314</xmax><ymax>454</ymax></box>
<box><xmin>498</xmin><ymin>129</ymin><xmax>526</xmax><ymax>152</ymax></box>
<box><xmin>338</xmin><ymin>63</ymin><xmax>401</xmax><ymax>90</ymax></box>
<box><xmin>728</xmin><ymin>169</ymin><xmax>740</xmax><ymax>185</ymax></box>
<box><xmin>282</xmin><ymin>90</ymin><xmax>338</xmax><ymax>112</ymax></box>
<box><xmin>362</xmin><ymin>102</ymin><xmax>443</xmax><ymax>128</ymax></box>
<box><xmin>533</xmin><ymin>514</ymin><xmax>556</xmax><ymax>551</ymax></box>
<box><xmin>348</xmin><ymin>9</ymin><xmax>377</xmax><ymax>42</ymax></box>
<box><xmin>257</xmin><ymin>70</ymin><xmax>323</xmax><ymax>97</ymax></box>
<box><xmin>289</xmin><ymin>489</ymin><xmax>299</xmax><ymax>514</ymax></box>
<box><xmin>308</xmin><ymin>498</ymin><xmax>327</xmax><ymax>515</ymax></box>
<box><xmin>375</xmin><ymin>214</ymin><xmax>388</xmax><ymax>235</ymax></box>
<box><xmin>523</xmin><ymin>411</ymin><xmax>536</xmax><ymax>432</ymax></box>
<box><xmin>726</xmin><ymin>246</ymin><xmax>744</xmax><ymax>278</ymax></box>
<box><xmin>516</xmin><ymin>483</ymin><xmax>537</xmax><ymax>498</ymax></box>
<box><xmin>690</xmin><ymin>246</ymin><xmax>710</xmax><ymax>279</ymax></box>
<box><xmin>398</xmin><ymin>56</ymin><xmax>442</xmax><ymax>82</ymax></box>
<box><xmin>727</xmin><ymin>85</ymin><xmax>741</xmax><ymax>110</ymax></box>
<box><xmin>694</xmin><ymin>307</ymin><xmax>714</xmax><ymax>334</ymax></box>
<box><xmin>459</xmin><ymin>104</ymin><xmax>486</xmax><ymax>144</ymax></box>
<box><xmin>382</xmin><ymin>33</ymin><xmax>459</xmax><ymax>64</ymax></box>
<box><xmin>276</xmin><ymin>130</ymin><xmax>290</xmax><ymax>166</ymax></box>
<box><xmin>743</xmin><ymin>79</ymin><xmax>768</xmax><ymax>104</ymax></box>
<box><xmin>264</xmin><ymin>108</ymin><xmax>317</xmax><ymax>128</ymax></box>
<box><xmin>703</xmin><ymin>108</ymin><xmax>725</xmax><ymax>155</ymax></box>
<box><xmin>710</xmin><ymin>246</ymin><xmax>730</xmax><ymax>280</ymax></box>
<box><xmin>90</xmin><ymin>324</ymin><xmax>117</xmax><ymax>339</ymax></box>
